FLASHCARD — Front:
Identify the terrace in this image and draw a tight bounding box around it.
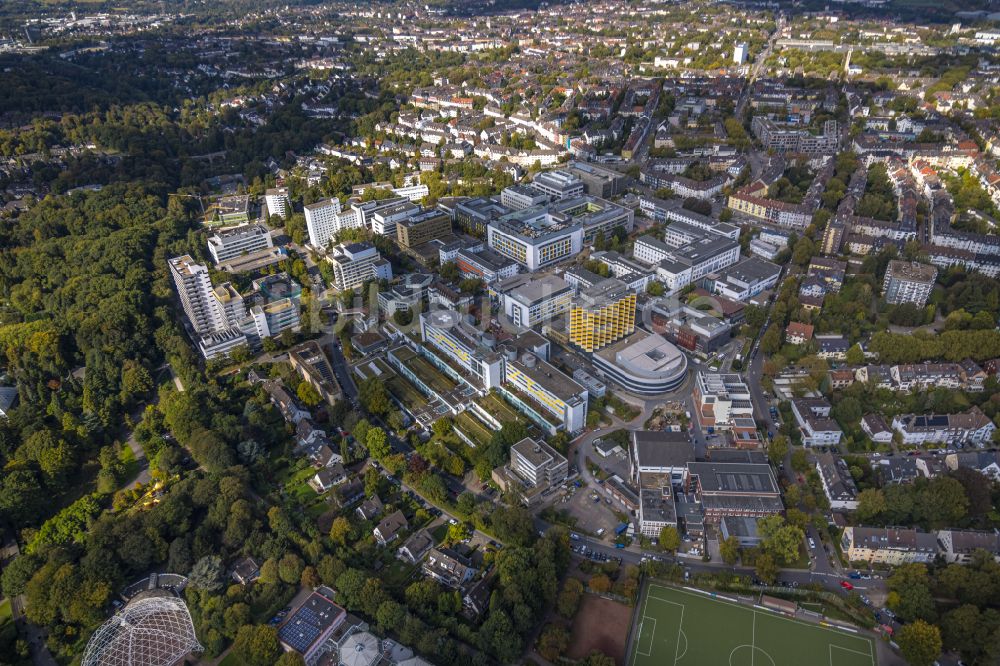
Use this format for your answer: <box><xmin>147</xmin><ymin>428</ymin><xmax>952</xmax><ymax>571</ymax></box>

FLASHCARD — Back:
<box><xmin>453</xmin><ymin>410</ymin><xmax>494</xmax><ymax>448</ymax></box>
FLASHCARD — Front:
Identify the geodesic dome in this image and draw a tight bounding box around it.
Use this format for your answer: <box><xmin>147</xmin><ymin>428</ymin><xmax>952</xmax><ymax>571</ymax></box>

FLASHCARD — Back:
<box><xmin>81</xmin><ymin>592</ymin><xmax>202</xmax><ymax>666</ymax></box>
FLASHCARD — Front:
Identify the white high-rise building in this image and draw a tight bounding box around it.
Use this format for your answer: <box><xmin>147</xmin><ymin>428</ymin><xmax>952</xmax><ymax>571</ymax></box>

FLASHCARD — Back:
<box><xmin>326</xmin><ymin>242</ymin><xmax>393</xmax><ymax>290</ymax></box>
<box><xmin>169</xmin><ymin>255</ymin><xmax>227</xmax><ymax>334</ymax></box>
<box><xmin>734</xmin><ymin>43</ymin><xmax>748</xmax><ymax>65</ymax></box>
<box><xmin>304</xmin><ymin>198</ymin><xmax>361</xmax><ymax>249</ymax></box>
<box><xmin>264</xmin><ymin>187</ymin><xmax>290</xmax><ymax>220</ymax></box>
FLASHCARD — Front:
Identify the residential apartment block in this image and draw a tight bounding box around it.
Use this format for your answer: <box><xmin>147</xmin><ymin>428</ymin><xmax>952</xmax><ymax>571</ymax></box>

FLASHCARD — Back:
<box><xmin>841</xmin><ymin>526</ymin><xmax>938</xmax><ymax>565</ymax></box>
<box><xmin>882</xmin><ymin>260</ymin><xmax>937</xmax><ymax>306</ymax></box>
<box><xmin>790</xmin><ymin>398</ymin><xmax>843</xmax><ymax>447</ymax></box>
<box><xmin>751</xmin><ymin>117</ymin><xmax>840</xmax><ymax>154</ymax></box>
<box><xmin>304</xmin><ymin>198</ymin><xmax>361</xmax><ymax>250</ymax></box>
<box><xmin>169</xmin><ymin>255</ymin><xmax>227</xmax><ymax>335</ymax></box>
<box><xmin>264</xmin><ymin>187</ymin><xmax>290</xmax><ymax>220</ymax></box>
<box><xmin>891</xmin><ymin>406</ymin><xmax>996</xmax><ymax>447</ymax></box>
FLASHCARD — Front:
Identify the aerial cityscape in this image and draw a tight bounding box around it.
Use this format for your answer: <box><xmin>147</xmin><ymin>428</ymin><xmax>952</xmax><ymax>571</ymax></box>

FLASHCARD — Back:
<box><xmin>2</xmin><ymin>0</ymin><xmax>1000</xmax><ymax>665</ymax></box>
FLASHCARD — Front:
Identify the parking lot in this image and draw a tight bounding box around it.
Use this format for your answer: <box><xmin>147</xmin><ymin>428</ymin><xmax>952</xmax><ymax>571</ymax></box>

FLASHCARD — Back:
<box><xmin>556</xmin><ymin>480</ymin><xmax>623</xmax><ymax>541</ymax></box>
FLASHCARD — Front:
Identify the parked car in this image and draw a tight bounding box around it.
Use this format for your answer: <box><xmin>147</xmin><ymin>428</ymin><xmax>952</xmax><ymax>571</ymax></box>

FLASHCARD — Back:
<box><xmin>849</xmin><ymin>571</ymin><xmax>862</xmax><ymax>579</ymax></box>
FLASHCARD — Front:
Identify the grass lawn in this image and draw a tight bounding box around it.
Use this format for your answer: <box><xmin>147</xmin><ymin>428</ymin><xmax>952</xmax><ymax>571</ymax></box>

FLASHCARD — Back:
<box><xmin>387</xmin><ymin>375</ymin><xmax>427</xmax><ymax>411</ymax></box>
<box><xmin>454</xmin><ymin>411</ymin><xmax>493</xmax><ymax>448</ymax></box>
<box><xmin>382</xmin><ymin>557</ymin><xmax>419</xmax><ymax>588</ymax></box>
<box><xmin>284</xmin><ymin>466</ymin><xmax>319</xmax><ymax>504</ymax></box>
<box><xmin>430</xmin><ymin>522</ymin><xmax>449</xmax><ymax>543</ymax></box>
<box><xmin>630</xmin><ymin>583</ymin><xmax>876</xmax><ymax>666</ymax></box>
<box><xmin>218</xmin><ymin>651</ymin><xmax>240</xmax><ymax>666</ymax></box>
<box><xmin>477</xmin><ymin>392</ymin><xmax>524</xmax><ymax>425</ymax></box>
<box><xmin>404</xmin><ymin>354</ymin><xmax>457</xmax><ymax>394</ymax></box>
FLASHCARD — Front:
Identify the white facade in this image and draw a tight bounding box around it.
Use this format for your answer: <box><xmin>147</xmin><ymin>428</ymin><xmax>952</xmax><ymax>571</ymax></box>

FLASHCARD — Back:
<box><xmin>734</xmin><ymin>43</ymin><xmax>748</xmax><ymax>64</ymax></box>
<box><xmin>487</xmin><ymin>219</ymin><xmax>584</xmax><ymax>272</ymax></box>
<box><xmin>327</xmin><ymin>242</ymin><xmax>393</xmax><ymax>291</ymax></box>
<box><xmin>207</xmin><ymin>224</ymin><xmax>273</xmax><ymax>265</ymax></box>
<box><xmin>264</xmin><ymin>187</ymin><xmax>290</xmax><ymax>220</ymax></box>
<box><xmin>169</xmin><ymin>255</ymin><xmax>227</xmax><ymax>335</ymax></box>
<box><xmin>304</xmin><ymin>198</ymin><xmax>355</xmax><ymax>249</ymax></box>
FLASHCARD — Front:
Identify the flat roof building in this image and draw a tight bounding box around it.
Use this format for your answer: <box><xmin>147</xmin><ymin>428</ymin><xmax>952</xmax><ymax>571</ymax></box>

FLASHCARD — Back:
<box><xmin>592</xmin><ymin>331</ymin><xmax>688</xmax><ymax>395</ymax></box>
<box><xmin>510</xmin><ymin>437</ymin><xmax>568</xmax><ymax>488</ymax></box>
<box><xmin>566</xmin><ymin>161</ymin><xmax>628</xmax><ymax>198</ymax></box>
<box><xmin>488</xmin><ymin>208</ymin><xmax>584</xmax><ymax>271</ymax></box>
<box><xmin>883</xmin><ymin>260</ymin><xmax>937</xmax><ymax>306</ymax></box>
<box><xmin>569</xmin><ymin>277</ymin><xmax>637</xmax><ymax>352</ymax></box>
<box><xmin>531</xmin><ymin>169</ymin><xmax>585</xmax><ymax>200</ymax></box>
<box><xmin>494</xmin><ymin>273</ymin><xmax>574</xmax><ymax>328</ymax></box>
<box><xmin>326</xmin><ymin>242</ymin><xmax>393</xmax><ymax>291</ymax></box>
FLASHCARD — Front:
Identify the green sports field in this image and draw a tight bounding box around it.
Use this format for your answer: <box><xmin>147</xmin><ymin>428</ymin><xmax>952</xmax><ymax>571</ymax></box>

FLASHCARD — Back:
<box><xmin>629</xmin><ymin>584</ymin><xmax>877</xmax><ymax>666</ymax></box>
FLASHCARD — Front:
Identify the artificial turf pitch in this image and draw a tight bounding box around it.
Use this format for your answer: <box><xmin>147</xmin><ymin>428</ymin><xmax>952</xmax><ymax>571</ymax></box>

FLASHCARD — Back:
<box><xmin>629</xmin><ymin>584</ymin><xmax>877</xmax><ymax>666</ymax></box>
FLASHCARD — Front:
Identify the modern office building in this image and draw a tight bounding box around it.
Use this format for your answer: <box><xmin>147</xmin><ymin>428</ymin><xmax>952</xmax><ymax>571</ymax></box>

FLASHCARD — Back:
<box><xmin>264</xmin><ymin>187</ymin><xmax>290</xmax><ymax>220</ymax></box>
<box><xmin>569</xmin><ymin>277</ymin><xmax>637</xmax><ymax>352</ymax></box>
<box><xmin>455</xmin><ymin>197</ymin><xmax>510</xmax><ymax>236</ymax></box>
<box><xmin>687</xmin><ymin>461</ymin><xmax>783</xmax><ymax>523</ymax></box>
<box><xmin>706</xmin><ymin>257</ymin><xmax>782</xmax><ymax>301</ymax></box>
<box><xmin>502</xmin><ymin>350</ymin><xmax>588</xmax><ymax>433</ymax></box>
<box><xmin>650</xmin><ymin>301</ymin><xmax>732</xmax><ymax>353</ymax></box>
<box><xmin>326</xmin><ymin>242</ymin><xmax>393</xmax><ymax>290</ymax></box>
<box><xmin>634</xmin><ymin>235</ymin><xmax>742</xmax><ymax>293</ymax></box>
<box><xmin>207</xmin><ymin>223</ymin><xmax>273</xmax><ymax>265</ymax></box>
<box><xmin>550</xmin><ymin>196</ymin><xmax>634</xmax><ymax>244</ymax></box>
<box><xmin>169</xmin><ymin>255</ymin><xmax>227</xmax><ymax>335</ymax></box>
<box><xmin>350</xmin><ymin>196</ymin><xmax>410</xmax><ymax>229</ymax></box>
<box><xmin>882</xmin><ymin>260</ymin><xmax>937</xmax><ymax>306</ymax></box>
<box><xmin>591</xmin><ymin>331</ymin><xmax>688</xmax><ymax>395</ymax></box>
<box><xmin>488</xmin><ymin>209</ymin><xmax>584</xmax><ymax>271</ymax></box>
<box><xmin>369</xmin><ymin>200</ymin><xmax>419</xmax><ymax>238</ymax></box>
<box><xmin>493</xmin><ymin>273</ymin><xmax>573</xmax><ymax>328</ymax></box>
<box><xmin>417</xmin><ymin>311</ymin><xmax>588</xmax><ymax>434</ymax></box>
<box><xmin>693</xmin><ymin>372</ymin><xmax>755</xmax><ymax>430</ymax></box>
<box><xmin>500</xmin><ymin>185</ymin><xmax>550</xmax><ymax>211</ymax></box>
<box><xmin>418</xmin><ymin>311</ymin><xmax>506</xmax><ymax>390</ymax></box>
<box><xmin>454</xmin><ymin>246</ymin><xmax>520</xmax><ymax>283</ymax></box>
<box><xmin>510</xmin><ymin>437</ymin><xmax>568</xmax><ymax>488</ymax></box>
<box><xmin>531</xmin><ymin>169</ymin><xmax>585</xmax><ymax>200</ymax></box>
<box><xmin>396</xmin><ymin>208</ymin><xmax>452</xmax><ymax>249</ymax></box>
<box><xmin>565</xmin><ymin>161</ymin><xmax>628</xmax><ymax>198</ymax></box>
